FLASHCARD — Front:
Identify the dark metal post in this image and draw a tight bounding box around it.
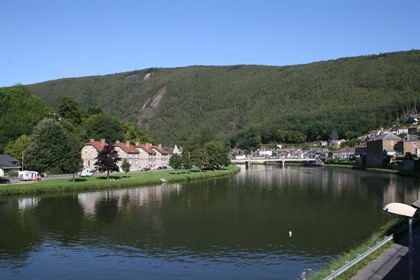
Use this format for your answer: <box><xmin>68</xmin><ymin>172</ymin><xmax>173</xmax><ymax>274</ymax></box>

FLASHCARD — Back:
<box><xmin>409</xmin><ymin>217</ymin><xmax>413</xmax><ymax>280</ymax></box>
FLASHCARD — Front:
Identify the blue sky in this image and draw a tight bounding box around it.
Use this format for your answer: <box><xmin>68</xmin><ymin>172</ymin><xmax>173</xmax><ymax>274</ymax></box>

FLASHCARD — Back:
<box><xmin>1</xmin><ymin>0</ymin><xmax>419</xmax><ymax>87</ymax></box>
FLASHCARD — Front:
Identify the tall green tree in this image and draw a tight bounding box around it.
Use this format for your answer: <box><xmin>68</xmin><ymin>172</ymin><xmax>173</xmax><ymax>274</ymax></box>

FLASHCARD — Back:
<box><xmin>169</xmin><ymin>154</ymin><xmax>182</xmax><ymax>174</ymax></box>
<box><xmin>0</xmin><ymin>86</ymin><xmax>49</xmax><ymax>148</ymax></box>
<box><xmin>122</xmin><ymin>123</ymin><xmax>155</xmax><ymax>144</ymax></box>
<box><xmin>84</xmin><ymin>113</ymin><xmax>125</xmax><ymax>143</ymax></box>
<box><xmin>58</xmin><ymin>96</ymin><xmax>82</xmax><ymax>124</ymax></box>
<box><xmin>182</xmin><ymin>152</ymin><xmax>192</xmax><ymax>173</ymax></box>
<box><xmin>62</xmin><ymin>133</ymin><xmax>83</xmax><ymax>182</ymax></box>
<box><xmin>94</xmin><ymin>144</ymin><xmax>121</xmax><ymax>179</ymax></box>
<box><xmin>191</xmin><ymin>148</ymin><xmax>210</xmax><ymax>172</ymax></box>
<box><xmin>183</xmin><ymin>134</ymin><xmax>209</xmax><ymax>156</ymax></box>
<box><xmin>205</xmin><ymin>141</ymin><xmax>231</xmax><ymax>170</ymax></box>
<box><xmin>25</xmin><ymin>118</ymin><xmax>69</xmax><ymax>173</ymax></box>
<box><xmin>4</xmin><ymin>134</ymin><xmax>30</xmax><ymax>161</ymax></box>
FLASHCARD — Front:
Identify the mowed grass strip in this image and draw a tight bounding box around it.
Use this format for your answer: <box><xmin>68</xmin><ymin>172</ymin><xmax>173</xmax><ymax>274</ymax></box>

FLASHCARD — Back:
<box><xmin>0</xmin><ymin>166</ymin><xmax>240</xmax><ymax>196</ymax></box>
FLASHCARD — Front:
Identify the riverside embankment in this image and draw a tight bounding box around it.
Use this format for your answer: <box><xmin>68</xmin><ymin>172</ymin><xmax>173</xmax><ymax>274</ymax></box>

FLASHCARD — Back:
<box><xmin>0</xmin><ymin>165</ymin><xmax>240</xmax><ymax>196</ymax></box>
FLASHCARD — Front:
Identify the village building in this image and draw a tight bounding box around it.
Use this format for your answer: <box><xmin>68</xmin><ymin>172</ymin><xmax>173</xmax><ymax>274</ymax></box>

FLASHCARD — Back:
<box><xmin>0</xmin><ymin>154</ymin><xmax>21</xmax><ymax>177</ymax></box>
<box><xmin>81</xmin><ymin>140</ymin><xmax>171</xmax><ymax>172</ymax></box>
<box><xmin>396</xmin><ymin>134</ymin><xmax>420</xmax><ymax>157</ymax></box>
<box><xmin>81</xmin><ymin>139</ymin><xmax>107</xmax><ymax>170</ymax></box>
<box><xmin>152</xmin><ymin>144</ymin><xmax>169</xmax><ymax>168</ymax></box>
<box><xmin>332</xmin><ymin>147</ymin><xmax>356</xmax><ymax>159</ymax></box>
<box><xmin>114</xmin><ymin>141</ymin><xmax>140</xmax><ymax>171</ymax></box>
<box><xmin>365</xmin><ymin>133</ymin><xmax>401</xmax><ymax>168</ymax></box>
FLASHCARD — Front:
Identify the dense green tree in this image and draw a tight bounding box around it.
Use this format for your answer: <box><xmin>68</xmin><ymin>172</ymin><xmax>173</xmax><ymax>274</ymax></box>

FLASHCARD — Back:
<box><xmin>84</xmin><ymin>113</ymin><xmax>124</xmax><ymax>143</ymax></box>
<box><xmin>0</xmin><ymin>86</ymin><xmax>49</xmax><ymax>148</ymax></box>
<box><xmin>121</xmin><ymin>158</ymin><xmax>131</xmax><ymax>177</ymax></box>
<box><xmin>25</xmin><ymin>118</ymin><xmax>69</xmax><ymax>173</ymax></box>
<box><xmin>182</xmin><ymin>152</ymin><xmax>192</xmax><ymax>172</ymax></box>
<box><xmin>4</xmin><ymin>134</ymin><xmax>30</xmax><ymax>161</ymax></box>
<box><xmin>122</xmin><ymin>123</ymin><xmax>155</xmax><ymax>144</ymax></box>
<box><xmin>231</xmin><ymin>129</ymin><xmax>262</xmax><ymax>151</ymax></box>
<box><xmin>94</xmin><ymin>144</ymin><xmax>121</xmax><ymax>179</ymax></box>
<box><xmin>204</xmin><ymin>141</ymin><xmax>230</xmax><ymax>169</ymax></box>
<box><xmin>63</xmin><ymin>133</ymin><xmax>83</xmax><ymax>182</ymax></box>
<box><xmin>58</xmin><ymin>96</ymin><xmax>82</xmax><ymax>124</ymax></box>
<box><xmin>169</xmin><ymin>153</ymin><xmax>182</xmax><ymax>174</ymax></box>
<box><xmin>183</xmin><ymin>133</ymin><xmax>209</xmax><ymax>155</ymax></box>
<box><xmin>191</xmin><ymin>148</ymin><xmax>210</xmax><ymax>171</ymax></box>
<box><xmin>276</xmin><ymin>130</ymin><xmax>306</xmax><ymax>144</ymax></box>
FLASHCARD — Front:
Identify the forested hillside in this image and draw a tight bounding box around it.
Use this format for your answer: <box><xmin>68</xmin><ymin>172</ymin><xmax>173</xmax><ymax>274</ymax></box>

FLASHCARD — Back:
<box><xmin>27</xmin><ymin>50</ymin><xmax>420</xmax><ymax>146</ymax></box>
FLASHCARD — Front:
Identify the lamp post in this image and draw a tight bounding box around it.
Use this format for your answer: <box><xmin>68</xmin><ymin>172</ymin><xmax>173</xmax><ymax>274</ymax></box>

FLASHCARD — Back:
<box><xmin>383</xmin><ymin>202</ymin><xmax>417</xmax><ymax>280</ymax></box>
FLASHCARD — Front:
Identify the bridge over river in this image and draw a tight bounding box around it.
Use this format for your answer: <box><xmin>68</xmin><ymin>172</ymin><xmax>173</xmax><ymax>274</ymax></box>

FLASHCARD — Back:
<box><xmin>231</xmin><ymin>157</ymin><xmax>324</xmax><ymax>166</ymax></box>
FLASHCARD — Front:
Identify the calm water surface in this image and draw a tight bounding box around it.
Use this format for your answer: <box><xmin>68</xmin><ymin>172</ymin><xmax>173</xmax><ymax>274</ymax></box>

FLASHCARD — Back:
<box><xmin>0</xmin><ymin>166</ymin><xmax>419</xmax><ymax>279</ymax></box>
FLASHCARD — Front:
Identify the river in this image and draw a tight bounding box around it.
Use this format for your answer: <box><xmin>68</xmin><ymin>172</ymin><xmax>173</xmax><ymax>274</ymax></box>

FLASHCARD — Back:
<box><xmin>0</xmin><ymin>165</ymin><xmax>419</xmax><ymax>279</ymax></box>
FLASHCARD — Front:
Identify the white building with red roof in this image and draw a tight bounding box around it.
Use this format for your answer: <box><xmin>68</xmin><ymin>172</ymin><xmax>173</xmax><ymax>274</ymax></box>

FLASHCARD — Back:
<box><xmin>135</xmin><ymin>143</ymin><xmax>156</xmax><ymax>169</ymax></box>
<box><xmin>81</xmin><ymin>139</ymin><xmax>107</xmax><ymax>170</ymax></box>
<box><xmin>81</xmin><ymin>139</ymin><xmax>171</xmax><ymax>172</ymax></box>
<box><xmin>114</xmin><ymin>141</ymin><xmax>141</xmax><ymax>171</ymax></box>
<box><xmin>152</xmin><ymin>144</ymin><xmax>169</xmax><ymax>168</ymax></box>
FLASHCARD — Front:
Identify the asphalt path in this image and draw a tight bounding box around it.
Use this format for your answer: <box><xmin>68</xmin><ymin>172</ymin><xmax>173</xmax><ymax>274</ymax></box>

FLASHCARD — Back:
<box><xmin>352</xmin><ymin>219</ymin><xmax>420</xmax><ymax>280</ymax></box>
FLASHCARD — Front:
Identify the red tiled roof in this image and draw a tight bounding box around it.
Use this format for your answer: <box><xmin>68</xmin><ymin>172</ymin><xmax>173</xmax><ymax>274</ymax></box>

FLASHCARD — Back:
<box><xmin>115</xmin><ymin>141</ymin><xmax>139</xmax><ymax>154</ymax></box>
<box><xmin>336</xmin><ymin>147</ymin><xmax>355</xmax><ymax>153</ymax></box>
<box><xmin>85</xmin><ymin>139</ymin><xmax>107</xmax><ymax>152</ymax></box>
<box><xmin>152</xmin><ymin>145</ymin><xmax>168</xmax><ymax>155</ymax></box>
<box><xmin>136</xmin><ymin>143</ymin><xmax>156</xmax><ymax>155</ymax></box>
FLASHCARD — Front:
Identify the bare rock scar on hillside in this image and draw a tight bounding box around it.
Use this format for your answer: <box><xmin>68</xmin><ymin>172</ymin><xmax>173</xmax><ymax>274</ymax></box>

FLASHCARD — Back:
<box><xmin>137</xmin><ymin>86</ymin><xmax>166</xmax><ymax>129</ymax></box>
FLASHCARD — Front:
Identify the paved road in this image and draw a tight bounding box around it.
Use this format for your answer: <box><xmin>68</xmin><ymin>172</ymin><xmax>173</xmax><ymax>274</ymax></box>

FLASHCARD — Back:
<box><xmin>352</xmin><ymin>219</ymin><xmax>420</xmax><ymax>280</ymax></box>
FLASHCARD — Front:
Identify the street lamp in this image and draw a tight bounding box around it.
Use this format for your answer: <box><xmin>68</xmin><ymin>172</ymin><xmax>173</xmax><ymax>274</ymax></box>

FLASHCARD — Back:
<box><xmin>383</xmin><ymin>202</ymin><xmax>417</xmax><ymax>280</ymax></box>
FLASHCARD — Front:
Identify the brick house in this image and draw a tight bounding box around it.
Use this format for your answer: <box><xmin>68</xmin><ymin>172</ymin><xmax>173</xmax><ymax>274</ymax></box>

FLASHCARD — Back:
<box><xmin>396</xmin><ymin>134</ymin><xmax>420</xmax><ymax>157</ymax></box>
<box><xmin>366</xmin><ymin>133</ymin><xmax>401</xmax><ymax>167</ymax></box>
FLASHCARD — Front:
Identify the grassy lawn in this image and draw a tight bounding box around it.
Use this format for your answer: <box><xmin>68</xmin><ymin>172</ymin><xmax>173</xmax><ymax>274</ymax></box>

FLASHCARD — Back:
<box><xmin>0</xmin><ymin>165</ymin><xmax>240</xmax><ymax>196</ymax></box>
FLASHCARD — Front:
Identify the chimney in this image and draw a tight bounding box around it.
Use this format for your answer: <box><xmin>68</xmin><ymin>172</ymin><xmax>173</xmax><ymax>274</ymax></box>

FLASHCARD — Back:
<box><xmin>126</xmin><ymin>141</ymin><xmax>130</xmax><ymax>147</ymax></box>
<box><xmin>116</xmin><ymin>140</ymin><xmax>120</xmax><ymax>144</ymax></box>
<box><xmin>101</xmin><ymin>139</ymin><xmax>106</xmax><ymax>146</ymax></box>
<box><xmin>90</xmin><ymin>139</ymin><xmax>94</xmax><ymax>142</ymax></box>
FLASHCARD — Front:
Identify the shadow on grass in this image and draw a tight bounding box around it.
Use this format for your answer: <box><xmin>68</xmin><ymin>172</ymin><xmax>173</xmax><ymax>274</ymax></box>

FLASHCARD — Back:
<box><xmin>71</xmin><ymin>178</ymin><xmax>87</xmax><ymax>182</ymax></box>
<box><xmin>96</xmin><ymin>175</ymin><xmax>124</xmax><ymax>180</ymax></box>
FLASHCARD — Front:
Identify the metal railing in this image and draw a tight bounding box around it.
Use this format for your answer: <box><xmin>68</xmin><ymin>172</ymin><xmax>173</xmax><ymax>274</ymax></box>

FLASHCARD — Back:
<box><xmin>323</xmin><ymin>235</ymin><xmax>394</xmax><ymax>280</ymax></box>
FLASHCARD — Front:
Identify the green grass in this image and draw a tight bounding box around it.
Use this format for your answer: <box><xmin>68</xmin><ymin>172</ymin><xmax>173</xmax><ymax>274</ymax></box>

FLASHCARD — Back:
<box><xmin>0</xmin><ymin>166</ymin><xmax>240</xmax><ymax>196</ymax></box>
<box><xmin>310</xmin><ymin>218</ymin><xmax>404</xmax><ymax>279</ymax></box>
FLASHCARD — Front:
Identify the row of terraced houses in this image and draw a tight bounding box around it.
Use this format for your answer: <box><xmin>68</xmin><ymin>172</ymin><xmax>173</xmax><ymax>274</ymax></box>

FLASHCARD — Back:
<box><xmin>81</xmin><ymin>139</ymin><xmax>174</xmax><ymax>172</ymax></box>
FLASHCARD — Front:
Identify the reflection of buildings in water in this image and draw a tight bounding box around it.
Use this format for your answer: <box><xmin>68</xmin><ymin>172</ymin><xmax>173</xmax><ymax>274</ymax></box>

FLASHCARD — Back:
<box><xmin>77</xmin><ymin>184</ymin><xmax>182</xmax><ymax>217</ymax></box>
<box><xmin>18</xmin><ymin>197</ymin><xmax>40</xmax><ymax>211</ymax></box>
<box><xmin>382</xmin><ymin>176</ymin><xmax>420</xmax><ymax>205</ymax></box>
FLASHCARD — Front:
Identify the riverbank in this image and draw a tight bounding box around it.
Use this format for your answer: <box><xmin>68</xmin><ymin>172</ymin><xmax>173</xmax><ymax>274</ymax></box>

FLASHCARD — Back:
<box><xmin>310</xmin><ymin>218</ymin><xmax>404</xmax><ymax>279</ymax></box>
<box><xmin>323</xmin><ymin>163</ymin><xmax>420</xmax><ymax>179</ymax></box>
<box><xmin>0</xmin><ymin>165</ymin><xmax>240</xmax><ymax>196</ymax></box>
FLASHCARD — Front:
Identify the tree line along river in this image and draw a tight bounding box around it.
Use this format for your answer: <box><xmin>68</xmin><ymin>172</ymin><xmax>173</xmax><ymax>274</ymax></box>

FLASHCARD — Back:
<box><xmin>0</xmin><ymin>165</ymin><xmax>419</xmax><ymax>279</ymax></box>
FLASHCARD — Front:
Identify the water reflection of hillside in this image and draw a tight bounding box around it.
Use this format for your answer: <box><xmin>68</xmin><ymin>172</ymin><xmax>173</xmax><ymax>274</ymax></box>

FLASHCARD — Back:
<box><xmin>234</xmin><ymin>165</ymin><xmax>420</xmax><ymax>206</ymax></box>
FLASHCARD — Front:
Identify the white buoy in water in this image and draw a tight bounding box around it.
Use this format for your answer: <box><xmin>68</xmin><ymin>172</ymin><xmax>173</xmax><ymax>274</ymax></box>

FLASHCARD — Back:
<box><xmin>289</xmin><ymin>230</ymin><xmax>292</xmax><ymax>237</ymax></box>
